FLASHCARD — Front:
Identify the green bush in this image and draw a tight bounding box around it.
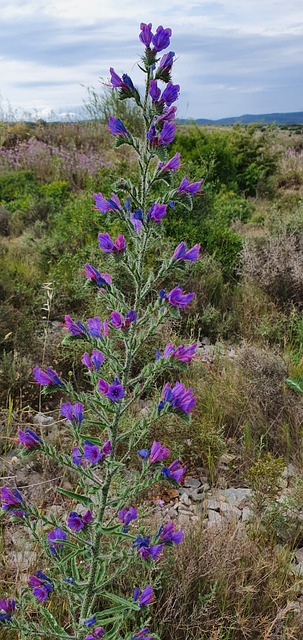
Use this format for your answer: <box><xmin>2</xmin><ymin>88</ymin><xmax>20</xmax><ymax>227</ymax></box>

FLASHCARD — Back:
<box><xmin>0</xmin><ymin>170</ymin><xmax>38</xmax><ymax>202</ymax></box>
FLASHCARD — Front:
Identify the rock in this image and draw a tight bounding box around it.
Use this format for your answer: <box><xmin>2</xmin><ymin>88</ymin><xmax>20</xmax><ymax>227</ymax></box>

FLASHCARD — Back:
<box><xmin>281</xmin><ymin>463</ymin><xmax>296</xmax><ymax>479</ymax></box>
<box><xmin>291</xmin><ymin>562</ymin><xmax>303</xmax><ymax>577</ymax></box>
<box><xmin>204</xmin><ymin>499</ymin><xmax>221</xmax><ymax>512</ymax></box>
<box><xmin>220</xmin><ymin>502</ymin><xmax>241</xmax><ymax>520</ymax></box>
<box><xmin>201</xmin><ymin>336</ymin><xmax>210</xmax><ymax>345</ymax></box>
<box><xmin>220</xmin><ymin>453</ymin><xmax>236</xmax><ymax>465</ymax></box>
<box><xmin>295</xmin><ymin>548</ymin><xmax>303</xmax><ymax>564</ymax></box>
<box><xmin>180</xmin><ymin>492</ymin><xmax>192</xmax><ymax>507</ymax></box>
<box><xmin>221</xmin><ymin>488</ymin><xmax>251</xmax><ymax>509</ymax></box>
<box><xmin>242</xmin><ymin>507</ymin><xmax>252</xmax><ymax>522</ymax></box>
<box><xmin>178</xmin><ymin>514</ymin><xmax>191</xmax><ymax>527</ymax></box>
<box><xmin>33</xmin><ymin>412</ymin><xmax>56</xmax><ymax>433</ymax></box>
<box><xmin>178</xmin><ymin>487</ymin><xmax>194</xmax><ymax>498</ymax></box>
<box><xmin>191</xmin><ymin>490</ymin><xmax>205</xmax><ymax>502</ymax></box>
<box><xmin>184</xmin><ymin>477</ymin><xmax>201</xmax><ymax>489</ymax></box>
<box><xmin>202</xmin><ymin>482</ymin><xmax>210</xmax><ymax>491</ymax></box>
<box><xmin>207</xmin><ymin>510</ymin><xmax>224</xmax><ymax>527</ymax></box>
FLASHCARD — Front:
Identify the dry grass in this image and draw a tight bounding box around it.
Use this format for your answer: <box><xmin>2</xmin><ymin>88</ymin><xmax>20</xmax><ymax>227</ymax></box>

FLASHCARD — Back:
<box><xmin>155</xmin><ymin>518</ymin><xmax>303</xmax><ymax>640</ymax></box>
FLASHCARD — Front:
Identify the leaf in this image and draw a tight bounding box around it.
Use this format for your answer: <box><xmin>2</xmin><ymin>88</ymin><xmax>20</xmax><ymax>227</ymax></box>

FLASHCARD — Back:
<box><xmin>287</xmin><ymin>377</ymin><xmax>303</xmax><ymax>393</ymax></box>
<box><xmin>168</xmin><ymin>306</ymin><xmax>181</xmax><ymax>319</ymax></box>
<box><xmin>57</xmin><ymin>487</ymin><xmax>93</xmax><ymax>508</ymax></box>
<box><xmin>39</xmin><ymin>608</ymin><xmax>70</xmax><ymax>638</ymax></box>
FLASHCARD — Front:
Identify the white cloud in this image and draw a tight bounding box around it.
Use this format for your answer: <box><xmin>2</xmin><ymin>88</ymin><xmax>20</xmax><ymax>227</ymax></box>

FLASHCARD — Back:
<box><xmin>0</xmin><ymin>0</ymin><xmax>303</xmax><ymax>119</ymax></box>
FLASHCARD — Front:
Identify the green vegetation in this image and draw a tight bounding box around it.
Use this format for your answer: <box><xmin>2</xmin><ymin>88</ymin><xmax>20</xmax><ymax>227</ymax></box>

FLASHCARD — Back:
<box><xmin>2</xmin><ymin>119</ymin><xmax>303</xmax><ymax>639</ymax></box>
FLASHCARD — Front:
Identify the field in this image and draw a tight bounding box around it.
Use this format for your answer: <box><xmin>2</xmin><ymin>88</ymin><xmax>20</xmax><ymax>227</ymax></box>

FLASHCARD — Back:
<box><xmin>1</xmin><ymin>118</ymin><xmax>303</xmax><ymax>639</ymax></box>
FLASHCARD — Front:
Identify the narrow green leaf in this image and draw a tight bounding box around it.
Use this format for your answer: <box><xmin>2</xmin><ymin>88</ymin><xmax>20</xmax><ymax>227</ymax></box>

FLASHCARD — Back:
<box><xmin>287</xmin><ymin>377</ymin><xmax>303</xmax><ymax>392</ymax></box>
<box><xmin>57</xmin><ymin>487</ymin><xmax>93</xmax><ymax>508</ymax></box>
<box><xmin>39</xmin><ymin>608</ymin><xmax>70</xmax><ymax>638</ymax></box>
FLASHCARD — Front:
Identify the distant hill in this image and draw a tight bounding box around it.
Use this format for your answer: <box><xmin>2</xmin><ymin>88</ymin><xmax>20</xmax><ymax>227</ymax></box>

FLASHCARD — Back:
<box><xmin>178</xmin><ymin>112</ymin><xmax>303</xmax><ymax>126</ymax></box>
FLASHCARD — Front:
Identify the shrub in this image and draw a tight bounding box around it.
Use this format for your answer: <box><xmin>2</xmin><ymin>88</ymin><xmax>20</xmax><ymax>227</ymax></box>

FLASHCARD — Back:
<box><xmin>241</xmin><ymin>234</ymin><xmax>303</xmax><ymax>307</ymax></box>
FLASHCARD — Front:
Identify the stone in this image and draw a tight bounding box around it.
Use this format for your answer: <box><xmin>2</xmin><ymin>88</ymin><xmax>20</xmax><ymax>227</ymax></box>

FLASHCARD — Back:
<box><xmin>180</xmin><ymin>492</ymin><xmax>192</xmax><ymax>507</ymax></box>
<box><xmin>221</xmin><ymin>488</ymin><xmax>251</xmax><ymax>509</ymax></box>
<box><xmin>178</xmin><ymin>514</ymin><xmax>191</xmax><ymax>527</ymax></box>
<box><xmin>184</xmin><ymin>477</ymin><xmax>201</xmax><ymax>489</ymax></box>
<box><xmin>219</xmin><ymin>502</ymin><xmax>241</xmax><ymax>520</ymax></box>
<box><xmin>191</xmin><ymin>490</ymin><xmax>205</xmax><ymax>502</ymax></box>
<box><xmin>291</xmin><ymin>562</ymin><xmax>303</xmax><ymax>577</ymax></box>
<box><xmin>204</xmin><ymin>499</ymin><xmax>221</xmax><ymax>511</ymax></box>
<box><xmin>242</xmin><ymin>507</ymin><xmax>252</xmax><ymax>522</ymax></box>
<box><xmin>220</xmin><ymin>453</ymin><xmax>236</xmax><ymax>465</ymax></box>
<box><xmin>295</xmin><ymin>548</ymin><xmax>303</xmax><ymax>564</ymax></box>
<box><xmin>207</xmin><ymin>510</ymin><xmax>224</xmax><ymax>527</ymax></box>
<box><xmin>201</xmin><ymin>336</ymin><xmax>210</xmax><ymax>345</ymax></box>
<box><xmin>202</xmin><ymin>482</ymin><xmax>210</xmax><ymax>491</ymax></box>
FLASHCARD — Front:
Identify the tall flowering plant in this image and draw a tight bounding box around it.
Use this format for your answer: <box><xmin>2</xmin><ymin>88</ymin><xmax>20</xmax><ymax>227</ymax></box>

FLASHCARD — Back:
<box><xmin>0</xmin><ymin>22</ymin><xmax>202</xmax><ymax>640</ymax></box>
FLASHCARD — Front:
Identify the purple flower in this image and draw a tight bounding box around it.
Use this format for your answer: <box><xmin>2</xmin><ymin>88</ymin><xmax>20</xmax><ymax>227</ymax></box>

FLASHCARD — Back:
<box><xmin>130</xmin><ymin>209</ymin><xmax>143</xmax><ymax>233</ymax></box>
<box><xmin>110</xmin><ymin>311</ymin><xmax>123</xmax><ymax>328</ymax></box>
<box><xmin>1</xmin><ymin>486</ymin><xmax>25</xmax><ymax>516</ymax></box>
<box><xmin>84</xmin><ymin>265</ymin><xmax>112</xmax><ymax>288</ymax></box>
<box><xmin>87</xmin><ymin>317</ymin><xmax>103</xmax><ymax>338</ymax></box>
<box><xmin>67</xmin><ymin>510</ymin><xmax>93</xmax><ymax>531</ymax></box>
<box><xmin>158</xmin><ymin>521</ymin><xmax>183</xmax><ymax>544</ymax></box>
<box><xmin>132</xmin><ymin>629</ymin><xmax>153</xmax><ymax>640</ymax></box>
<box><xmin>98</xmin><ymin>232</ymin><xmax>126</xmax><ymax>253</ymax></box>
<box><xmin>133</xmin><ymin>535</ymin><xmax>164</xmax><ymax>560</ymax></box>
<box><xmin>152</xmin><ymin>25</ymin><xmax>172</xmax><ymax>52</ymax></box>
<box><xmin>139</xmin><ymin>22</ymin><xmax>153</xmax><ymax>47</ymax></box>
<box><xmin>159</xmin><ymin>122</ymin><xmax>176</xmax><ymax>146</ymax></box>
<box><xmin>83</xmin><ymin>441</ymin><xmax>102</xmax><ymax>465</ymax></box>
<box><xmin>173</xmin><ymin>241</ymin><xmax>200</xmax><ymax>262</ymax></box>
<box><xmin>61</xmin><ymin>402</ymin><xmax>84</xmax><ymax>425</ymax></box>
<box><xmin>48</xmin><ymin>528</ymin><xmax>66</xmax><ymax>554</ymax></box>
<box><xmin>102</xmin><ymin>440</ymin><xmax>112</xmax><ymax>456</ymax></box>
<box><xmin>29</xmin><ymin>571</ymin><xmax>53</xmax><ymax>602</ymax></box>
<box><xmin>149</xmin><ymin>80</ymin><xmax>161</xmax><ymax>102</ymax></box>
<box><xmin>167</xmin><ymin>285</ymin><xmax>195</xmax><ymax>309</ymax></box>
<box><xmin>84</xmin><ymin>628</ymin><xmax>105</xmax><ymax>640</ymax></box>
<box><xmin>33</xmin><ymin>365</ymin><xmax>62</xmax><ymax>386</ymax></box>
<box><xmin>118</xmin><ymin>506</ymin><xmax>138</xmax><ymax>531</ymax></box>
<box><xmin>82</xmin><ymin>349</ymin><xmax>105</xmax><ymax>371</ymax></box>
<box><xmin>108</xmin><ymin>116</ymin><xmax>129</xmax><ymax>137</ymax></box>
<box><xmin>158</xmin><ymin>152</ymin><xmax>181</xmax><ymax>173</ymax></box>
<box><xmin>163</xmin><ymin>342</ymin><xmax>197</xmax><ymax>363</ymax></box>
<box><xmin>107</xmin><ymin>379</ymin><xmax>125</xmax><ymax>402</ymax></box>
<box><xmin>94</xmin><ymin>192</ymin><xmax>121</xmax><ymax>214</ymax></box>
<box><xmin>162</xmin><ymin>459</ymin><xmax>186</xmax><ymax>483</ymax></box>
<box><xmin>161</xmin><ymin>381</ymin><xmax>196</xmax><ymax>414</ymax></box>
<box><xmin>63</xmin><ymin>315</ymin><xmax>88</xmax><ymax>337</ymax></box>
<box><xmin>134</xmin><ymin>585</ymin><xmax>154</xmax><ymax>607</ymax></box>
<box><xmin>138</xmin><ymin>543</ymin><xmax>164</xmax><ymax>561</ymax></box>
<box><xmin>98</xmin><ymin>378</ymin><xmax>124</xmax><ymax>402</ymax></box>
<box><xmin>111</xmin><ymin>310</ymin><xmax>137</xmax><ymax>329</ymax></box>
<box><xmin>18</xmin><ymin>427</ymin><xmax>41</xmax><ymax>449</ymax></box>
<box><xmin>177</xmin><ymin>175</ymin><xmax>203</xmax><ymax>195</ymax></box>
<box><xmin>159</xmin><ymin>51</ymin><xmax>175</xmax><ymax>70</ymax></box>
<box><xmin>84</xmin><ymin>616</ymin><xmax>97</xmax><ymax>628</ymax></box>
<box><xmin>157</xmin><ymin>106</ymin><xmax>177</xmax><ymax>123</ymax></box>
<box><xmin>137</xmin><ymin>448</ymin><xmax>149</xmax><ymax>459</ymax></box>
<box><xmin>0</xmin><ymin>598</ymin><xmax>16</xmax><ymax>623</ymax></box>
<box><xmin>161</xmin><ymin>82</ymin><xmax>180</xmax><ymax>107</ymax></box>
<box><xmin>109</xmin><ymin>68</ymin><xmax>135</xmax><ymax>94</ymax></box>
<box><xmin>147</xmin><ymin>203</ymin><xmax>167</xmax><ymax>222</ymax></box>
<box><xmin>150</xmin><ymin>441</ymin><xmax>170</xmax><ymax>463</ymax></box>
<box><xmin>147</xmin><ymin>124</ymin><xmax>158</xmax><ymax>145</ymax></box>
<box><xmin>72</xmin><ymin>447</ymin><xmax>83</xmax><ymax>466</ymax></box>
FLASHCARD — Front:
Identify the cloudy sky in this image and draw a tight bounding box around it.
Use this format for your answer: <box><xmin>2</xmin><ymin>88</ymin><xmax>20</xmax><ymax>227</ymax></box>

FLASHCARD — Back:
<box><xmin>1</xmin><ymin>0</ymin><xmax>303</xmax><ymax>120</ymax></box>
